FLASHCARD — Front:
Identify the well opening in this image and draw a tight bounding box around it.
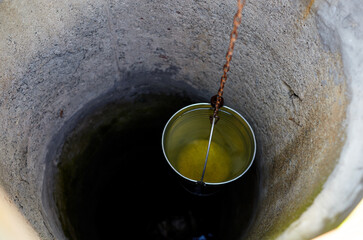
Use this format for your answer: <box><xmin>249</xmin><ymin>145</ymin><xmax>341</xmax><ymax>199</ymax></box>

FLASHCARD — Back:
<box><xmin>1</xmin><ymin>1</ymin><xmax>361</xmax><ymax>240</ymax></box>
<box><xmin>52</xmin><ymin>94</ymin><xmax>259</xmax><ymax>240</ymax></box>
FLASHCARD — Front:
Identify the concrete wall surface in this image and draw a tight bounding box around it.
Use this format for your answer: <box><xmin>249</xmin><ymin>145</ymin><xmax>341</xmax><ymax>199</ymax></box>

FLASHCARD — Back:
<box><xmin>0</xmin><ymin>0</ymin><xmax>362</xmax><ymax>239</ymax></box>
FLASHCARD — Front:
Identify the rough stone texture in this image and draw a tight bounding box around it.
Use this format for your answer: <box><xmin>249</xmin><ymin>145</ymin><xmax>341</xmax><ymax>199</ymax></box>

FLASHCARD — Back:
<box><xmin>0</xmin><ymin>0</ymin><xmax>359</xmax><ymax>239</ymax></box>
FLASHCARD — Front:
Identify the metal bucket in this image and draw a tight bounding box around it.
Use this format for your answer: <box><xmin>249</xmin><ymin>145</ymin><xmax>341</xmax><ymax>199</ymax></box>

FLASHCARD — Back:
<box><xmin>162</xmin><ymin>103</ymin><xmax>256</xmax><ymax>195</ymax></box>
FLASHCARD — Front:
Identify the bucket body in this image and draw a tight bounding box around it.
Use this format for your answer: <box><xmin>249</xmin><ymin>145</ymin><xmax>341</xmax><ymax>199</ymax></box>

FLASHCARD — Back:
<box><xmin>162</xmin><ymin>103</ymin><xmax>256</xmax><ymax>192</ymax></box>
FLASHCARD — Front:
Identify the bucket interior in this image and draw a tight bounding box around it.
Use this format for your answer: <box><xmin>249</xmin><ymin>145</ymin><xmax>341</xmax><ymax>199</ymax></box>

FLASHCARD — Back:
<box><xmin>162</xmin><ymin>103</ymin><xmax>256</xmax><ymax>185</ymax></box>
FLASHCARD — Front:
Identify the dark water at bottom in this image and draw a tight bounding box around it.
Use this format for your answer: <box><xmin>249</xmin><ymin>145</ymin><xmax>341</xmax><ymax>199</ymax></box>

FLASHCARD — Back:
<box><xmin>55</xmin><ymin>95</ymin><xmax>258</xmax><ymax>240</ymax></box>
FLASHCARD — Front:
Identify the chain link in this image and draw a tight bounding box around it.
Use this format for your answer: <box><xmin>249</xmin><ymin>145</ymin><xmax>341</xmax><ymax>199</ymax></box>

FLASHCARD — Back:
<box><xmin>213</xmin><ymin>0</ymin><xmax>246</xmax><ymax>118</ymax></box>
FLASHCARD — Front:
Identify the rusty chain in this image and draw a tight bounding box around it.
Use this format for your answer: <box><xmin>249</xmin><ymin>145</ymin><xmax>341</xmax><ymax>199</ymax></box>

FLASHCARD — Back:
<box><xmin>212</xmin><ymin>0</ymin><xmax>246</xmax><ymax>120</ymax></box>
